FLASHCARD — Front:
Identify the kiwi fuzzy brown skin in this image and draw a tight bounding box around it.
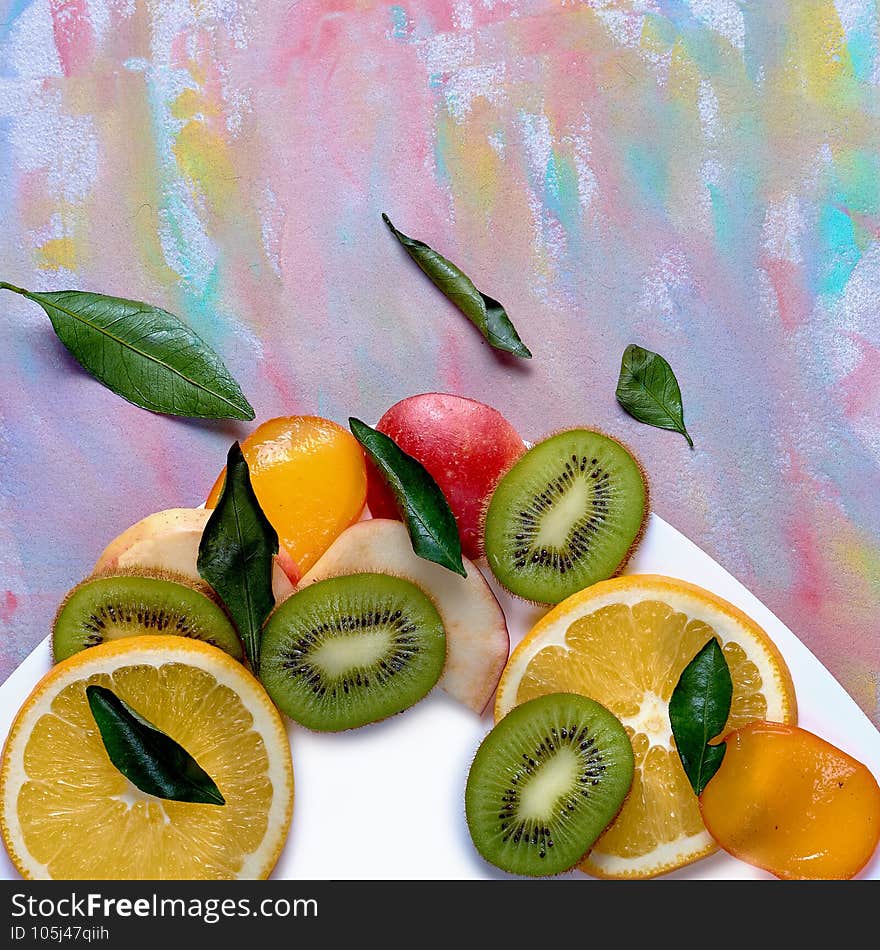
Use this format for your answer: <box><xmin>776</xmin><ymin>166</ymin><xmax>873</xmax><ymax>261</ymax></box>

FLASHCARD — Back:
<box><xmin>88</xmin><ymin>565</ymin><xmax>220</xmax><ymax>599</ymax></box>
<box><xmin>291</xmin><ymin>568</ymin><xmax>443</xmax><ymax>611</ymax></box>
<box><xmin>86</xmin><ymin>565</ymin><xmax>240</xmax><ymax>625</ymax></box>
<box><xmin>478</xmin><ymin>427</ymin><xmax>650</xmax><ymax>607</ymax></box>
<box><xmin>52</xmin><ymin>569</ymin><xmax>243</xmax><ymax>664</ymax></box>
<box><xmin>54</xmin><ymin>568</ymin><xmax>206</xmax><ymax>638</ymax></box>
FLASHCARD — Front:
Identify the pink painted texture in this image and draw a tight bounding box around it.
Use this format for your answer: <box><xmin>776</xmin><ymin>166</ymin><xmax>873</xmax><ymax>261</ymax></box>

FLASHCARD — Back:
<box><xmin>0</xmin><ymin>1</ymin><xmax>878</xmax><ymax>726</ymax></box>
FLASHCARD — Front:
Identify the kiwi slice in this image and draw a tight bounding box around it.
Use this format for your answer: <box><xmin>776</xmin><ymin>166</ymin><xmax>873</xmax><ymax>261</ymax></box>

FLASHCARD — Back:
<box><xmin>259</xmin><ymin>573</ymin><xmax>446</xmax><ymax>731</ymax></box>
<box><xmin>483</xmin><ymin>429</ymin><xmax>648</xmax><ymax>604</ymax></box>
<box><xmin>53</xmin><ymin>573</ymin><xmax>243</xmax><ymax>662</ymax></box>
<box><xmin>465</xmin><ymin>692</ymin><xmax>634</xmax><ymax>876</ymax></box>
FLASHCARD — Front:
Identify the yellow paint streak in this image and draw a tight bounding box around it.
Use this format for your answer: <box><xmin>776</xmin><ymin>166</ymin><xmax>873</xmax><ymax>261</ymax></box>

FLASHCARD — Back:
<box><xmin>668</xmin><ymin>37</ymin><xmax>702</xmax><ymax>115</ymax></box>
<box><xmin>37</xmin><ymin>238</ymin><xmax>78</xmax><ymax>271</ymax></box>
<box><xmin>438</xmin><ymin>104</ymin><xmax>505</xmax><ymax>225</ymax></box>
<box><xmin>171</xmin><ymin>87</ymin><xmax>219</xmax><ymax>121</ymax></box>
<box><xmin>173</xmin><ymin>120</ymin><xmax>236</xmax><ymax>208</ymax></box>
<box><xmin>827</xmin><ymin>526</ymin><xmax>880</xmax><ymax>622</ymax></box>
<box><xmin>784</xmin><ymin>1</ymin><xmax>856</xmax><ymax>106</ymax></box>
<box><xmin>639</xmin><ymin>15</ymin><xmax>670</xmax><ymax>58</ymax></box>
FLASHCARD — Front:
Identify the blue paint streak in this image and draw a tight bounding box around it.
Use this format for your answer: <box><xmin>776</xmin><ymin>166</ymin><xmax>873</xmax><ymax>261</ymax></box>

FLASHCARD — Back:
<box><xmin>626</xmin><ymin>144</ymin><xmax>667</xmax><ymax>211</ymax></box>
<box><xmin>648</xmin><ymin>0</ymin><xmax>742</xmax><ymax>77</ymax></box>
<box><xmin>846</xmin><ymin>26</ymin><xmax>876</xmax><ymax>83</ymax></box>
<box><xmin>707</xmin><ymin>182</ymin><xmax>726</xmax><ymax>243</ymax></box>
<box><xmin>389</xmin><ymin>5</ymin><xmax>409</xmax><ymax>41</ymax></box>
<box><xmin>433</xmin><ymin>122</ymin><xmax>450</xmax><ymax>185</ymax></box>
<box><xmin>1</xmin><ymin>0</ymin><xmax>33</xmax><ymax>39</ymax></box>
<box><xmin>176</xmin><ymin>262</ymin><xmax>226</xmax><ymax>343</ymax></box>
<box><xmin>139</xmin><ymin>62</ymin><xmax>221</xmax><ymax>300</ymax></box>
<box><xmin>707</xmin><ymin>163</ymin><xmax>760</xmax><ymax>266</ymax></box>
<box><xmin>543</xmin><ymin>152</ymin><xmax>579</xmax><ymax>237</ymax></box>
<box><xmin>817</xmin><ymin>201</ymin><xmax>860</xmax><ymax>297</ymax></box>
<box><xmin>0</xmin><ymin>0</ymin><xmax>35</xmax><ymax>75</ymax></box>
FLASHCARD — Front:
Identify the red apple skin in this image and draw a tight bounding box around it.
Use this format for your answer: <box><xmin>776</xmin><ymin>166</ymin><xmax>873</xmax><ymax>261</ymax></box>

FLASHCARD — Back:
<box><xmin>274</xmin><ymin>547</ymin><xmax>301</xmax><ymax>589</ymax></box>
<box><xmin>366</xmin><ymin>394</ymin><xmax>525</xmax><ymax>559</ymax></box>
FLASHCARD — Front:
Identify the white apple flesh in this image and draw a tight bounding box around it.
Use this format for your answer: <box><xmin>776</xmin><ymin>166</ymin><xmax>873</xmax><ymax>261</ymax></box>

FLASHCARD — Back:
<box><xmin>299</xmin><ymin>519</ymin><xmax>510</xmax><ymax>714</ymax></box>
<box><xmin>94</xmin><ymin>508</ymin><xmax>299</xmax><ymax>603</ymax></box>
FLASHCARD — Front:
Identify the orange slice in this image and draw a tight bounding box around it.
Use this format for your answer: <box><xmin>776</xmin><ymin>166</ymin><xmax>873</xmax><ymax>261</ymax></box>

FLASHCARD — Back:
<box><xmin>1</xmin><ymin>636</ymin><xmax>293</xmax><ymax>879</ymax></box>
<box><xmin>495</xmin><ymin>575</ymin><xmax>797</xmax><ymax>878</ymax></box>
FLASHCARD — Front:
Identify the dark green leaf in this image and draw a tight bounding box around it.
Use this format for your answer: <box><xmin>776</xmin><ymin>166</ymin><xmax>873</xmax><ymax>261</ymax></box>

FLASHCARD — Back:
<box><xmin>381</xmin><ymin>214</ymin><xmax>531</xmax><ymax>359</ymax></box>
<box><xmin>198</xmin><ymin>442</ymin><xmax>278</xmax><ymax>669</ymax></box>
<box><xmin>0</xmin><ymin>281</ymin><xmax>254</xmax><ymax>420</ymax></box>
<box><xmin>616</xmin><ymin>343</ymin><xmax>693</xmax><ymax>447</ymax></box>
<box><xmin>349</xmin><ymin>417</ymin><xmax>466</xmax><ymax>577</ymax></box>
<box><xmin>669</xmin><ymin>639</ymin><xmax>733</xmax><ymax>796</ymax></box>
<box><xmin>86</xmin><ymin>685</ymin><xmax>225</xmax><ymax>806</ymax></box>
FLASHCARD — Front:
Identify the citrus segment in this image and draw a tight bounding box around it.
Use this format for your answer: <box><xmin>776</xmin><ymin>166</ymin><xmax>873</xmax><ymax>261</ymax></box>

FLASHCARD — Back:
<box><xmin>1</xmin><ymin>636</ymin><xmax>293</xmax><ymax>880</ymax></box>
<box><xmin>495</xmin><ymin>575</ymin><xmax>796</xmax><ymax>878</ymax></box>
<box><xmin>206</xmin><ymin>416</ymin><xmax>367</xmax><ymax>572</ymax></box>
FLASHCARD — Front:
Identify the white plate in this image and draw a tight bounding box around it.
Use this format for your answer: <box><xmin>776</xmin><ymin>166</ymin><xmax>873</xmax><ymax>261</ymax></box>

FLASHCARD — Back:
<box><xmin>1</xmin><ymin>513</ymin><xmax>879</xmax><ymax>881</ymax></box>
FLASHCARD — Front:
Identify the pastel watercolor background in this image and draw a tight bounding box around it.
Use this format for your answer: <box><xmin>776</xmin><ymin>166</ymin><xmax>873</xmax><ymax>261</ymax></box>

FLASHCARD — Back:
<box><xmin>0</xmin><ymin>1</ymin><xmax>878</xmax><ymax>725</ymax></box>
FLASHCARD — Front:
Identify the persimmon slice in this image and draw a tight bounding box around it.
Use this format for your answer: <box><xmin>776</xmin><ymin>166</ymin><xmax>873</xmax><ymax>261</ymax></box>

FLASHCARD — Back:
<box><xmin>700</xmin><ymin>721</ymin><xmax>880</xmax><ymax>880</ymax></box>
<box><xmin>207</xmin><ymin>416</ymin><xmax>366</xmax><ymax>573</ymax></box>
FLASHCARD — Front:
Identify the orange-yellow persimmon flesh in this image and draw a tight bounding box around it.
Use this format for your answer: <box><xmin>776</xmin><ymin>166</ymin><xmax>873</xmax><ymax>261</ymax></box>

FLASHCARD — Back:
<box><xmin>700</xmin><ymin>721</ymin><xmax>880</xmax><ymax>880</ymax></box>
<box><xmin>207</xmin><ymin>416</ymin><xmax>367</xmax><ymax>573</ymax></box>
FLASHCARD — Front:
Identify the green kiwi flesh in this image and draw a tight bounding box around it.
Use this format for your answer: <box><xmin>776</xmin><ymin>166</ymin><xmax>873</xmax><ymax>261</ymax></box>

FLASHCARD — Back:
<box><xmin>259</xmin><ymin>573</ymin><xmax>446</xmax><ymax>731</ymax></box>
<box><xmin>53</xmin><ymin>574</ymin><xmax>243</xmax><ymax>662</ymax></box>
<box><xmin>465</xmin><ymin>692</ymin><xmax>634</xmax><ymax>876</ymax></box>
<box><xmin>483</xmin><ymin>429</ymin><xmax>648</xmax><ymax>604</ymax></box>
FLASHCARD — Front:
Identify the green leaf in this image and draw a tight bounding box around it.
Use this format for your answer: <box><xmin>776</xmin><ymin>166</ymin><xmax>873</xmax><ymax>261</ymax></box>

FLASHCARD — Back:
<box><xmin>381</xmin><ymin>214</ymin><xmax>531</xmax><ymax>359</ymax></box>
<box><xmin>198</xmin><ymin>442</ymin><xmax>278</xmax><ymax>669</ymax></box>
<box><xmin>86</xmin><ymin>685</ymin><xmax>225</xmax><ymax>806</ymax></box>
<box><xmin>349</xmin><ymin>417</ymin><xmax>466</xmax><ymax>577</ymax></box>
<box><xmin>0</xmin><ymin>282</ymin><xmax>254</xmax><ymax>420</ymax></box>
<box><xmin>669</xmin><ymin>639</ymin><xmax>733</xmax><ymax>796</ymax></box>
<box><xmin>616</xmin><ymin>343</ymin><xmax>693</xmax><ymax>447</ymax></box>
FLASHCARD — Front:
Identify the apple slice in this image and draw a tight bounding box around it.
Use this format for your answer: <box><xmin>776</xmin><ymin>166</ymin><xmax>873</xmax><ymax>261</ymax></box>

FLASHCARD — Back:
<box><xmin>299</xmin><ymin>519</ymin><xmax>509</xmax><ymax>714</ymax></box>
<box><xmin>94</xmin><ymin>508</ymin><xmax>300</xmax><ymax>603</ymax></box>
